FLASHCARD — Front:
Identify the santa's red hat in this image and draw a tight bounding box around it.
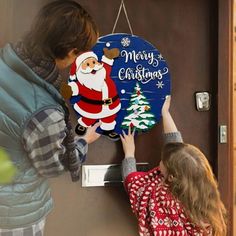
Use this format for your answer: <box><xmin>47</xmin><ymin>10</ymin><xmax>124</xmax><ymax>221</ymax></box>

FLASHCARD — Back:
<box><xmin>76</xmin><ymin>51</ymin><xmax>98</xmax><ymax>68</ymax></box>
<box><xmin>70</xmin><ymin>51</ymin><xmax>98</xmax><ymax>80</ymax></box>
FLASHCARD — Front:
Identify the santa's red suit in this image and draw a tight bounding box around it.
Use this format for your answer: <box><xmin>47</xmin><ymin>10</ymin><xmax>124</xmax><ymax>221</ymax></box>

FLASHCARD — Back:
<box><xmin>69</xmin><ymin>54</ymin><xmax>121</xmax><ymax>131</ymax></box>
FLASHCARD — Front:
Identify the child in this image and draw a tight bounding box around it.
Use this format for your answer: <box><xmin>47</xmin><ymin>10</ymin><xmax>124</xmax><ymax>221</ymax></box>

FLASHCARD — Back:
<box><xmin>0</xmin><ymin>1</ymin><xmax>99</xmax><ymax>235</ymax></box>
<box><xmin>120</xmin><ymin>96</ymin><xmax>227</xmax><ymax>236</ymax></box>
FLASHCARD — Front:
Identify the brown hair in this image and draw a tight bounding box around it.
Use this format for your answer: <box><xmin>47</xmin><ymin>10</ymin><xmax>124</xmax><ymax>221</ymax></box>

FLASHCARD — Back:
<box><xmin>161</xmin><ymin>143</ymin><xmax>227</xmax><ymax>236</ymax></box>
<box><xmin>23</xmin><ymin>0</ymin><xmax>98</xmax><ymax>59</ymax></box>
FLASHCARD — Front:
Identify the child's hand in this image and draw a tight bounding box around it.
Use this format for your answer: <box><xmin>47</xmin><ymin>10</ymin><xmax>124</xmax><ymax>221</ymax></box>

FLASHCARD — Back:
<box><xmin>120</xmin><ymin>127</ymin><xmax>135</xmax><ymax>158</ymax></box>
<box><xmin>162</xmin><ymin>95</ymin><xmax>171</xmax><ymax>116</ymax></box>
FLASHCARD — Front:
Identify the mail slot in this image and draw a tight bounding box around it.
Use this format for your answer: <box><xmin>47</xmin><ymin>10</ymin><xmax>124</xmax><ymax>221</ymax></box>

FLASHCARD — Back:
<box><xmin>82</xmin><ymin>163</ymin><xmax>149</xmax><ymax>187</ymax></box>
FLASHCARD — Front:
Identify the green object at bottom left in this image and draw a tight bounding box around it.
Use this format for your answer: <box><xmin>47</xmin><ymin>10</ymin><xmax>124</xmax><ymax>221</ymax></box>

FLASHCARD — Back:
<box><xmin>0</xmin><ymin>149</ymin><xmax>17</xmax><ymax>184</ymax></box>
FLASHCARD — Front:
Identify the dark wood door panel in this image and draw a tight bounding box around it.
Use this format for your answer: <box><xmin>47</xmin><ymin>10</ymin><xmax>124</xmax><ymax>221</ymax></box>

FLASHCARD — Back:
<box><xmin>76</xmin><ymin>0</ymin><xmax>218</xmax><ymax>168</ymax></box>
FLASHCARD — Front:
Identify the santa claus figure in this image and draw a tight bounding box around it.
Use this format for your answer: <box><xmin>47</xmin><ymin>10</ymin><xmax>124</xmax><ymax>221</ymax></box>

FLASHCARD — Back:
<box><xmin>62</xmin><ymin>48</ymin><xmax>121</xmax><ymax>141</ymax></box>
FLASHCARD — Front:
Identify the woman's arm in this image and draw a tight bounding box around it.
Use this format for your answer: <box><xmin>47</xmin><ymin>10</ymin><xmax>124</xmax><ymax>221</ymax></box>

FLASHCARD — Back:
<box><xmin>22</xmin><ymin>109</ymin><xmax>100</xmax><ymax>178</ymax></box>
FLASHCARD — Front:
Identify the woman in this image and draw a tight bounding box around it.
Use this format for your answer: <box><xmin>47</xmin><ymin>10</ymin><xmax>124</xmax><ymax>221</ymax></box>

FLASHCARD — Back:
<box><xmin>0</xmin><ymin>1</ymin><xmax>99</xmax><ymax>235</ymax></box>
<box><xmin>120</xmin><ymin>96</ymin><xmax>227</xmax><ymax>236</ymax></box>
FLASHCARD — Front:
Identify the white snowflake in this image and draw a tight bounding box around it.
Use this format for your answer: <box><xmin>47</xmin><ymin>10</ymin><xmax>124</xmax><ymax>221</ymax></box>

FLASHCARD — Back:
<box><xmin>137</xmin><ymin>187</ymin><xmax>145</xmax><ymax>196</ymax></box>
<box><xmin>140</xmin><ymin>227</ymin><xmax>151</xmax><ymax>236</ymax></box>
<box><xmin>157</xmin><ymin>54</ymin><xmax>164</xmax><ymax>61</ymax></box>
<box><xmin>149</xmin><ymin>199</ymin><xmax>155</xmax><ymax>210</ymax></box>
<box><xmin>121</xmin><ymin>37</ymin><xmax>131</xmax><ymax>47</ymax></box>
<box><xmin>151</xmin><ymin>217</ymin><xmax>159</xmax><ymax>228</ymax></box>
<box><xmin>156</xmin><ymin>81</ymin><xmax>164</xmax><ymax>89</ymax></box>
<box><xmin>164</xmin><ymin>217</ymin><xmax>173</xmax><ymax>227</ymax></box>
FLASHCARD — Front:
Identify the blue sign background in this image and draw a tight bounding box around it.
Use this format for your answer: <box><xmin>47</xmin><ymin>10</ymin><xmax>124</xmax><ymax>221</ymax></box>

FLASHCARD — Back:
<box><xmin>70</xmin><ymin>33</ymin><xmax>171</xmax><ymax>135</ymax></box>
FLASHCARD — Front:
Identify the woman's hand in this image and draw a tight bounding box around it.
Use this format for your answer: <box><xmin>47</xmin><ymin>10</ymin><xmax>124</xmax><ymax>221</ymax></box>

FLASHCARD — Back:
<box><xmin>161</xmin><ymin>95</ymin><xmax>171</xmax><ymax>116</ymax></box>
<box><xmin>120</xmin><ymin>127</ymin><xmax>136</xmax><ymax>158</ymax></box>
<box><xmin>82</xmin><ymin>122</ymin><xmax>101</xmax><ymax>144</ymax></box>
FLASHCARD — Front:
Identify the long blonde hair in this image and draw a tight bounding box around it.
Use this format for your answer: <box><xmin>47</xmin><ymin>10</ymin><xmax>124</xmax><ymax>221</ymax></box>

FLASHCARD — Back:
<box><xmin>161</xmin><ymin>143</ymin><xmax>227</xmax><ymax>236</ymax></box>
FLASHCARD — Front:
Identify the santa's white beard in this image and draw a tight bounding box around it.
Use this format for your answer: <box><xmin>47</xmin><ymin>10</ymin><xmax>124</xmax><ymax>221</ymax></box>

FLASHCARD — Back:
<box><xmin>76</xmin><ymin>66</ymin><xmax>106</xmax><ymax>92</ymax></box>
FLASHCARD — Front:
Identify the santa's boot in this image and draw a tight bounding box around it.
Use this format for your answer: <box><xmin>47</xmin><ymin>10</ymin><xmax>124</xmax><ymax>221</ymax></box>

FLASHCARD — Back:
<box><xmin>75</xmin><ymin>124</ymin><xmax>87</xmax><ymax>136</ymax></box>
<box><xmin>102</xmin><ymin>130</ymin><xmax>120</xmax><ymax>141</ymax></box>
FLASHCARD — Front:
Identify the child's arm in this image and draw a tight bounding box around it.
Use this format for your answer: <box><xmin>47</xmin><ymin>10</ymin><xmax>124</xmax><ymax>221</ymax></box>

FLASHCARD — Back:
<box><xmin>120</xmin><ymin>128</ymin><xmax>137</xmax><ymax>180</ymax></box>
<box><xmin>162</xmin><ymin>96</ymin><xmax>183</xmax><ymax>143</ymax></box>
<box><xmin>121</xmin><ymin>96</ymin><xmax>182</xmax><ymax>181</ymax></box>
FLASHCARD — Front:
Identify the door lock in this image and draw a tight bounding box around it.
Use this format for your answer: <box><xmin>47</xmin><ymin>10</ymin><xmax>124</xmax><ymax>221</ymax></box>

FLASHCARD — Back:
<box><xmin>195</xmin><ymin>92</ymin><xmax>211</xmax><ymax>111</ymax></box>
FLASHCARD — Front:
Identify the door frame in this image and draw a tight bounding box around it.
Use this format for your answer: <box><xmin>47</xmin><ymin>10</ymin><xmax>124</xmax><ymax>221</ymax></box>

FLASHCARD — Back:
<box><xmin>218</xmin><ymin>0</ymin><xmax>234</xmax><ymax>235</ymax></box>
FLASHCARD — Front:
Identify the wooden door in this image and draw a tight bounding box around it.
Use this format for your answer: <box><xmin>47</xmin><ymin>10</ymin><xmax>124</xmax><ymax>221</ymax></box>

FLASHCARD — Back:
<box><xmin>218</xmin><ymin>0</ymin><xmax>234</xmax><ymax>235</ymax></box>
<box><xmin>0</xmin><ymin>0</ymin><xmax>233</xmax><ymax>235</ymax></box>
<box><xmin>232</xmin><ymin>1</ymin><xmax>236</xmax><ymax>235</ymax></box>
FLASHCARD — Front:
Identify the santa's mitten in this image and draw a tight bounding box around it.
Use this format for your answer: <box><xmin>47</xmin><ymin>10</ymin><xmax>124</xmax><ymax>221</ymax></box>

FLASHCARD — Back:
<box><xmin>103</xmin><ymin>48</ymin><xmax>120</xmax><ymax>59</ymax></box>
<box><xmin>60</xmin><ymin>82</ymin><xmax>73</xmax><ymax>99</ymax></box>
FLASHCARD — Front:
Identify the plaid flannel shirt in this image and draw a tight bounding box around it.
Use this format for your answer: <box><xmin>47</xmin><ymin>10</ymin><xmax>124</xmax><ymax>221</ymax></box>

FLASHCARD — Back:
<box><xmin>22</xmin><ymin>108</ymin><xmax>88</xmax><ymax>178</ymax></box>
<box><xmin>0</xmin><ymin>218</ymin><xmax>45</xmax><ymax>236</ymax></box>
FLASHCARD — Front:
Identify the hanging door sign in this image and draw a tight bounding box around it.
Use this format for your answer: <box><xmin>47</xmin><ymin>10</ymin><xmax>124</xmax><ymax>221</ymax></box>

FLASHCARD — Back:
<box><xmin>68</xmin><ymin>33</ymin><xmax>171</xmax><ymax>135</ymax></box>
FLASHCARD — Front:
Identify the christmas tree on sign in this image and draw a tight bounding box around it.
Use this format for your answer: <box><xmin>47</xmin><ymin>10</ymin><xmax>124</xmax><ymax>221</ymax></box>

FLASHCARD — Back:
<box><xmin>121</xmin><ymin>83</ymin><xmax>156</xmax><ymax>131</ymax></box>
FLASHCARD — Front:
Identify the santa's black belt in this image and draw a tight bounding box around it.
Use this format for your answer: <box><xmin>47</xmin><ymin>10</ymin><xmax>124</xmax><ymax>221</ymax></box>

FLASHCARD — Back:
<box><xmin>80</xmin><ymin>95</ymin><xmax>119</xmax><ymax>105</ymax></box>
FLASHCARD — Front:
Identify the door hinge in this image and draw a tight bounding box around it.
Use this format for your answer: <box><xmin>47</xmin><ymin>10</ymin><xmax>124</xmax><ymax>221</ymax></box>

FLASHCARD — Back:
<box><xmin>219</xmin><ymin>125</ymin><xmax>227</xmax><ymax>143</ymax></box>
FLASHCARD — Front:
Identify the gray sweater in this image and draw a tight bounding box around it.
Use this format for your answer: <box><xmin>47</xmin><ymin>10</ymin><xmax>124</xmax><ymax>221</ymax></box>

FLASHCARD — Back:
<box><xmin>121</xmin><ymin>132</ymin><xmax>183</xmax><ymax>180</ymax></box>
